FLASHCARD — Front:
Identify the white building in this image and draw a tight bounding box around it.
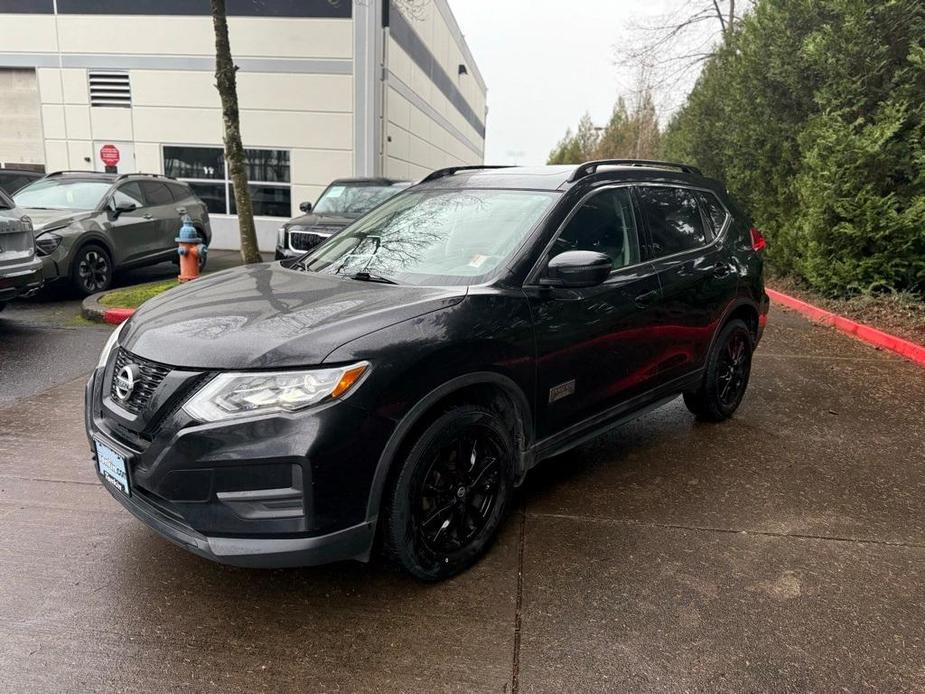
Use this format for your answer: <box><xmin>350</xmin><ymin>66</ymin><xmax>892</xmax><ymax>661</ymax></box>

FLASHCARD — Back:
<box><xmin>0</xmin><ymin>0</ymin><xmax>487</xmax><ymax>250</ymax></box>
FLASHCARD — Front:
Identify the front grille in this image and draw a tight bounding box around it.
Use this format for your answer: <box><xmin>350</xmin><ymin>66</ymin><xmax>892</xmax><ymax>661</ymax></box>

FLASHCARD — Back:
<box><xmin>110</xmin><ymin>348</ymin><xmax>171</xmax><ymax>415</ymax></box>
<box><xmin>289</xmin><ymin>228</ymin><xmax>335</xmax><ymax>252</ymax></box>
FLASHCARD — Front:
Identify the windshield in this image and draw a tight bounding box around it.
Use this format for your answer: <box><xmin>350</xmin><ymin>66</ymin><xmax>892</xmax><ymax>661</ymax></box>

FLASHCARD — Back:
<box><xmin>313</xmin><ymin>184</ymin><xmax>410</xmax><ymax>218</ymax></box>
<box><xmin>14</xmin><ymin>179</ymin><xmax>111</xmax><ymax>210</ymax></box>
<box><xmin>300</xmin><ymin>188</ymin><xmax>557</xmax><ymax>286</ymax></box>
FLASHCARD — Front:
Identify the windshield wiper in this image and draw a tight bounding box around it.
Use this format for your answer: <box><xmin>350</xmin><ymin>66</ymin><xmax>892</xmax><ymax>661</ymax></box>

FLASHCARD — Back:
<box><xmin>346</xmin><ymin>271</ymin><xmax>398</xmax><ymax>285</ymax></box>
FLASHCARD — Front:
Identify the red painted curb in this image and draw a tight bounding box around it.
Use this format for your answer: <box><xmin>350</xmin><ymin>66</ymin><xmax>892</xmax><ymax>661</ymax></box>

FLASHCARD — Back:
<box><xmin>103</xmin><ymin>307</ymin><xmax>135</xmax><ymax>325</ymax></box>
<box><xmin>767</xmin><ymin>288</ymin><xmax>925</xmax><ymax>367</ymax></box>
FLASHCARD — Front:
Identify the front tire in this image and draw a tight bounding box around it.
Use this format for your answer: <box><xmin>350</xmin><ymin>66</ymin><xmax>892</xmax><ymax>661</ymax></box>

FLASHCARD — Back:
<box><xmin>71</xmin><ymin>244</ymin><xmax>112</xmax><ymax>296</ymax></box>
<box><xmin>683</xmin><ymin>319</ymin><xmax>753</xmax><ymax>422</ymax></box>
<box><xmin>382</xmin><ymin>405</ymin><xmax>514</xmax><ymax>581</ymax></box>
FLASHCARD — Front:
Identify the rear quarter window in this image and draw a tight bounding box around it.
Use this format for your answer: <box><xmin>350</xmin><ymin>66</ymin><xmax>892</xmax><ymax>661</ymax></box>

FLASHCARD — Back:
<box><xmin>697</xmin><ymin>190</ymin><xmax>730</xmax><ymax>237</ymax></box>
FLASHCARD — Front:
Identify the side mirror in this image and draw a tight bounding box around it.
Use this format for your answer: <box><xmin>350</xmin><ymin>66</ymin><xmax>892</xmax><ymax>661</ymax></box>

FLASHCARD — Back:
<box><xmin>299</xmin><ymin>201</ymin><xmax>313</xmax><ymax>213</ymax></box>
<box><xmin>540</xmin><ymin>250</ymin><xmax>611</xmax><ymax>288</ymax></box>
<box><xmin>109</xmin><ymin>199</ymin><xmax>137</xmax><ymax>218</ymax></box>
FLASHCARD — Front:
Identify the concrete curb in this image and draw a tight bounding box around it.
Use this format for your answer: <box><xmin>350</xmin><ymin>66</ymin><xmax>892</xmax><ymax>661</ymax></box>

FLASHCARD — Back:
<box><xmin>767</xmin><ymin>288</ymin><xmax>925</xmax><ymax>367</ymax></box>
<box><xmin>81</xmin><ymin>290</ymin><xmax>135</xmax><ymax>325</ymax></box>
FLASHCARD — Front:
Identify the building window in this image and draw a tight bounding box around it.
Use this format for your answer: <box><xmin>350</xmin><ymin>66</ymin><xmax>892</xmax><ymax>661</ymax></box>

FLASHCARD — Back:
<box><xmin>163</xmin><ymin>145</ymin><xmax>291</xmax><ymax>217</ymax></box>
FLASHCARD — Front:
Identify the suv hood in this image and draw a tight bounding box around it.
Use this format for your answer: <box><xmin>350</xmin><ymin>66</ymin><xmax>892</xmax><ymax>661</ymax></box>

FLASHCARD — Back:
<box><xmin>22</xmin><ymin>208</ymin><xmax>94</xmax><ymax>231</ymax></box>
<box><xmin>122</xmin><ymin>262</ymin><xmax>466</xmax><ymax>369</ymax></box>
<box><xmin>286</xmin><ymin>212</ymin><xmax>355</xmax><ymax>230</ymax></box>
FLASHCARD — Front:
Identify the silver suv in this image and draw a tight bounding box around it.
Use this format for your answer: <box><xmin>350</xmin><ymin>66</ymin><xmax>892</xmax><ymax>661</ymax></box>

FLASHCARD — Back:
<box><xmin>0</xmin><ymin>189</ymin><xmax>43</xmax><ymax>312</ymax></box>
<box><xmin>13</xmin><ymin>171</ymin><xmax>211</xmax><ymax>296</ymax></box>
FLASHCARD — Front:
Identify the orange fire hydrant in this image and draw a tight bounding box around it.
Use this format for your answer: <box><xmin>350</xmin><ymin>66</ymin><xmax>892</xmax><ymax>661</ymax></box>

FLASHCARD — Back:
<box><xmin>176</xmin><ymin>215</ymin><xmax>207</xmax><ymax>283</ymax></box>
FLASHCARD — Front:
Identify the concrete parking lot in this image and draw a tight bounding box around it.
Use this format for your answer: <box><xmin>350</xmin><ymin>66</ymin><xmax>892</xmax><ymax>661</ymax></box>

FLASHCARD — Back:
<box><xmin>1</xmin><ymin>305</ymin><xmax>923</xmax><ymax>693</ymax></box>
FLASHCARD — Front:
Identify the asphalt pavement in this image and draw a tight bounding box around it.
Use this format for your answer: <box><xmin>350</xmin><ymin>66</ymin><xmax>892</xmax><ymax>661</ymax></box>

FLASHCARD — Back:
<box><xmin>1</xmin><ymin>304</ymin><xmax>924</xmax><ymax>693</ymax></box>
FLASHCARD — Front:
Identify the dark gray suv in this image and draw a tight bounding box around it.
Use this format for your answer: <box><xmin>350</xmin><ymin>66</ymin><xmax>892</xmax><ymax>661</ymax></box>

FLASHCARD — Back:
<box><xmin>14</xmin><ymin>172</ymin><xmax>211</xmax><ymax>295</ymax></box>
<box><xmin>276</xmin><ymin>177</ymin><xmax>410</xmax><ymax>260</ymax></box>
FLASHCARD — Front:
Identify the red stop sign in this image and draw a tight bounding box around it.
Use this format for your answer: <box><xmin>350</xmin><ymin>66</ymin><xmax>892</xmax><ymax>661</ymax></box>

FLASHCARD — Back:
<box><xmin>100</xmin><ymin>144</ymin><xmax>120</xmax><ymax>167</ymax></box>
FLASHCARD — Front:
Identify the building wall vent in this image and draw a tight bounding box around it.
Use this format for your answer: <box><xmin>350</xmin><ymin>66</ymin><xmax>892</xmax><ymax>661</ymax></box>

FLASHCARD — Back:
<box><xmin>89</xmin><ymin>71</ymin><xmax>131</xmax><ymax>108</ymax></box>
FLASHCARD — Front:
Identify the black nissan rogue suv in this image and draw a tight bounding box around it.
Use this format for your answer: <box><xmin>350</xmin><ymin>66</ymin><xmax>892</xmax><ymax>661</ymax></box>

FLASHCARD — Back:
<box><xmin>86</xmin><ymin>160</ymin><xmax>769</xmax><ymax>581</ymax></box>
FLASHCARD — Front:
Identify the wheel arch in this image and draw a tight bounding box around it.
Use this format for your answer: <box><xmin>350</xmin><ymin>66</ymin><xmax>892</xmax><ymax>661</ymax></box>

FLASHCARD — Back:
<box><xmin>725</xmin><ymin>302</ymin><xmax>759</xmax><ymax>343</ymax></box>
<box><xmin>707</xmin><ymin>298</ymin><xmax>759</xmax><ymax>356</ymax></box>
<box><xmin>364</xmin><ymin>371</ymin><xmax>533</xmax><ymax>525</ymax></box>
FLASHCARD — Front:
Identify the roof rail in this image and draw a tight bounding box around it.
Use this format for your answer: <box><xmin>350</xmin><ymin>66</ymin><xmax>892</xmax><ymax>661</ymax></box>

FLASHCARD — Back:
<box><xmin>420</xmin><ymin>165</ymin><xmax>514</xmax><ymax>183</ymax></box>
<box><xmin>568</xmin><ymin>159</ymin><xmax>702</xmax><ymax>183</ymax></box>
<box><xmin>45</xmin><ymin>170</ymin><xmax>103</xmax><ymax>177</ymax></box>
<box><xmin>114</xmin><ymin>172</ymin><xmax>177</xmax><ymax>182</ymax></box>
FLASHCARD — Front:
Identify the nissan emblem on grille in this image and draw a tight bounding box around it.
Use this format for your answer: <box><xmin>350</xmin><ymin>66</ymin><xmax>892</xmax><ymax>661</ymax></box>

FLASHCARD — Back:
<box><xmin>114</xmin><ymin>364</ymin><xmax>139</xmax><ymax>401</ymax></box>
<box><xmin>109</xmin><ymin>348</ymin><xmax>172</xmax><ymax>414</ymax></box>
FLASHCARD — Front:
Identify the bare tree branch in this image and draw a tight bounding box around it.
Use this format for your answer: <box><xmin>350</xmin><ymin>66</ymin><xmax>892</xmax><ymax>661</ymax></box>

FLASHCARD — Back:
<box><xmin>614</xmin><ymin>1</ymin><xmax>756</xmax><ymax>121</ymax></box>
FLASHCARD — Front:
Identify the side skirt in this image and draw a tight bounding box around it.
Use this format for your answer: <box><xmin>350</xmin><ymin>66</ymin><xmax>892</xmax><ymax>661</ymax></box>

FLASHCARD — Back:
<box><xmin>525</xmin><ymin>369</ymin><xmax>703</xmax><ymax>470</ymax></box>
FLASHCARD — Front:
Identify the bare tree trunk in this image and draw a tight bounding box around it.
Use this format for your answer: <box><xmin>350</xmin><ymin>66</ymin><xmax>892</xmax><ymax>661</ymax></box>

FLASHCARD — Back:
<box><xmin>727</xmin><ymin>0</ymin><xmax>736</xmax><ymax>40</ymax></box>
<box><xmin>210</xmin><ymin>0</ymin><xmax>261</xmax><ymax>264</ymax></box>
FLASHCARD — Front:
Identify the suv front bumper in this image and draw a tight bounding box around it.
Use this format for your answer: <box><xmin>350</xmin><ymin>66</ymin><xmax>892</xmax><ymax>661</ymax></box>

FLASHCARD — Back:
<box><xmin>97</xmin><ymin>462</ymin><xmax>375</xmax><ymax>568</ymax></box>
<box><xmin>85</xmin><ymin>361</ymin><xmax>395</xmax><ymax>569</ymax></box>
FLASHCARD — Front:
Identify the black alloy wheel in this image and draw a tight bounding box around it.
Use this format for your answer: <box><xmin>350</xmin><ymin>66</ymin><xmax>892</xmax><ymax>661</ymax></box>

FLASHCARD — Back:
<box><xmin>683</xmin><ymin>318</ymin><xmax>753</xmax><ymax>421</ymax></box>
<box><xmin>72</xmin><ymin>244</ymin><xmax>112</xmax><ymax>296</ymax></box>
<box><xmin>383</xmin><ymin>405</ymin><xmax>513</xmax><ymax>581</ymax></box>
<box><xmin>716</xmin><ymin>330</ymin><xmax>749</xmax><ymax>408</ymax></box>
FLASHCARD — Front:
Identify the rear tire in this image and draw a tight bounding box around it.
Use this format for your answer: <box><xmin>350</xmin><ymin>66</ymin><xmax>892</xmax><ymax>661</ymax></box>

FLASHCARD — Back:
<box><xmin>70</xmin><ymin>244</ymin><xmax>112</xmax><ymax>296</ymax></box>
<box><xmin>683</xmin><ymin>319</ymin><xmax>753</xmax><ymax>422</ymax></box>
<box><xmin>381</xmin><ymin>405</ymin><xmax>514</xmax><ymax>581</ymax></box>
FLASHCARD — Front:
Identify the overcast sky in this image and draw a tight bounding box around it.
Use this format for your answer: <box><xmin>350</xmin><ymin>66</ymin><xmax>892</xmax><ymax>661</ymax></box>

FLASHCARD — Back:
<box><xmin>448</xmin><ymin>0</ymin><xmax>707</xmax><ymax>165</ymax></box>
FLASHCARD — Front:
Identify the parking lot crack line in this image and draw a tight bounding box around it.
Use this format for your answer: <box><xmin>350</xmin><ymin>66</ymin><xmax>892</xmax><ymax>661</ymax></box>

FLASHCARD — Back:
<box><xmin>0</xmin><ymin>474</ymin><xmax>98</xmax><ymax>487</ymax></box>
<box><xmin>526</xmin><ymin>512</ymin><xmax>925</xmax><ymax>550</ymax></box>
<box><xmin>510</xmin><ymin>505</ymin><xmax>526</xmax><ymax>694</ymax></box>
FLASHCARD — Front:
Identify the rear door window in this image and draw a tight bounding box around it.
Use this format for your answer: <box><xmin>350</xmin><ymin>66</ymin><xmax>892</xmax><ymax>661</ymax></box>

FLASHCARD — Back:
<box><xmin>140</xmin><ymin>181</ymin><xmax>174</xmax><ymax>207</ymax></box>
<box><xmin>165</xmin><ymin>182</ymin><xmax>192</xmax><ymax>202</ymax></box>
<box><xmin>636</xmin><ymin>185</ymin><xmax>707</xmax><ymax>258</ymax></box>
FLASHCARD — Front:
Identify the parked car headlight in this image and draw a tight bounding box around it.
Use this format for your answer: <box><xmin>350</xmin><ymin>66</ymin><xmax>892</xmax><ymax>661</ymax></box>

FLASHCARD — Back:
<box><xmin>34</xmin><ymin>232</ymin><xmax>63</xmax><ymax>256</ymax></box>
<box><xmin>277</xmin><ymin>225</ymin><xmax>287</xmax><ymax>248</ymax></box>
<box><xmin>183</xmin><ymin>362</ymin><xmax>369</xmax><ymax>422</ymax></box>
<box><xmin>96</xmin><ymin>321</ymin><xmax>128</xmax><ymax>369</ymax></box>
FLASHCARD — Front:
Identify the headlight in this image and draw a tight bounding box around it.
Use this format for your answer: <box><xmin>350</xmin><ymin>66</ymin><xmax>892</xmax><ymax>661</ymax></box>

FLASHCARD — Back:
<box><xmin>183</xmin><ymin>362</ymin><xmax>369</xmax><ymax>422</ymax></box>
<box><xmin>96</xmin><ymin>320</ymin><xmax>127</xmax><ymax>369</ymax></box>
<box><xmin>35</xmin><ymin>232</ymin><xmax>62</xmax><ymax>256</ymax></box>
<box><xmin>277</xmin><ymin>226</ymin><xmax>287</xmax><ymax>248</ymax></box>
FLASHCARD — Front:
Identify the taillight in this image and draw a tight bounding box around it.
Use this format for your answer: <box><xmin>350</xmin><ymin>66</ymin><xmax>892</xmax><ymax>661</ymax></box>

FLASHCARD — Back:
<box><xmin>749</xmin><ymin>226</ymin><xmax>766</xmax><ymax>252</ymax></box>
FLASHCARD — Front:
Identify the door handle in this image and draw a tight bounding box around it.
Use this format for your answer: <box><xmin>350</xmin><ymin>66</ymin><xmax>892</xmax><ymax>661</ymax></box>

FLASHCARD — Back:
<box><xmin>713</xmin><ymin>262</ymin><xmax>732</xmax><ymax>278</ymax></box>
<box><xmin>143</xmin><ymin>213</ymin><xmax>154</xmax><ymax>220</ymax></box>
<box><xmin>634</xmin><ymin>290</ymin><xmax>658</xmax><ymax>308</ymax></box>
